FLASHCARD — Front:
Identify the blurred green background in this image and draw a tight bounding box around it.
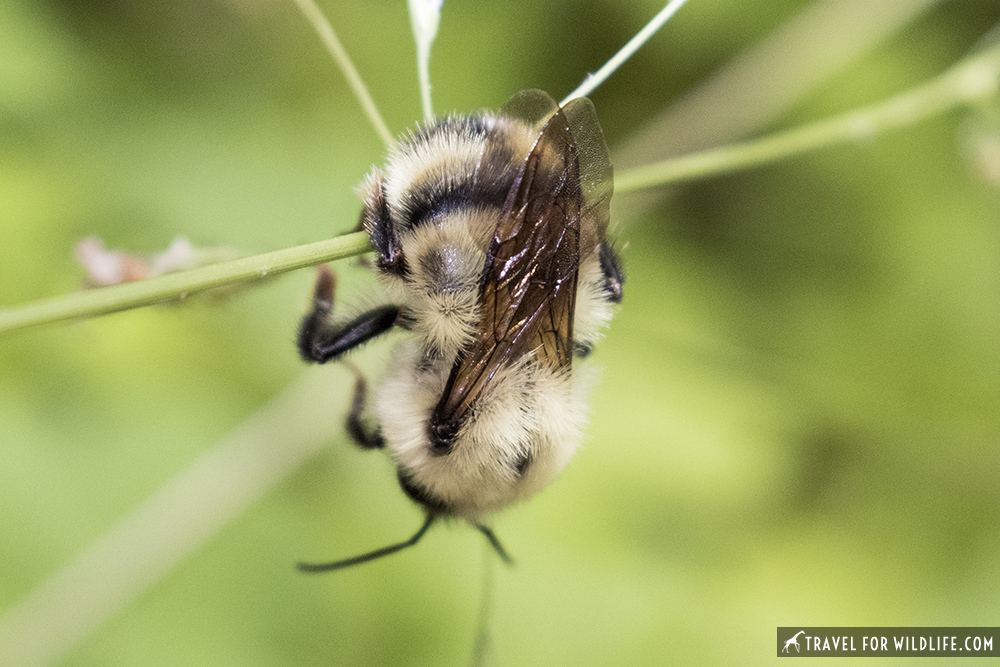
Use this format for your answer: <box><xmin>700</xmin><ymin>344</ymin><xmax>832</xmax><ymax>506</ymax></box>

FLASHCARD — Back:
<box><xmin>2</xmin><ymin>0</ymin><xmax>1000</xmax><ymax>664</ymax></box>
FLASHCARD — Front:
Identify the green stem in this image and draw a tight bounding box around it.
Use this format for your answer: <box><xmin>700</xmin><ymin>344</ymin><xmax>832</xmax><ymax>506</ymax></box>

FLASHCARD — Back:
<box><xmin>2</xmin><ymin>44</ymin><xmax>999</xmax><ymax>335</ymax></box>
<box><xmin>0</xmin><ymin>233</ymin><xmax>370</xmax><ymax>335</ymax></box>
<box><xmin>615</xmin><ymin>42</ymin><xmax>1000</xmax><ymax>192</ymax></box>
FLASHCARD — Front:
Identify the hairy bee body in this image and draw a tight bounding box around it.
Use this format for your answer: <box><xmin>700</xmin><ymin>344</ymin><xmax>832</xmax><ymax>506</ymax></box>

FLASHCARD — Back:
<box><xmin>298</xmin><ymin>90</ymin><xmax>623</xmax><ymax>566</ymax></box>
<box><xmin>364</xmin><ymin>107</ymin><xmax>618</xmax><ymax>519</ymax></box>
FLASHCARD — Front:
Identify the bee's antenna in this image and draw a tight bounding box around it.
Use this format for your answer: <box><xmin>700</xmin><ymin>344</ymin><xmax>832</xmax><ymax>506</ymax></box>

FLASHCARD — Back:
<box><xmin>297</xmin><ymin>514</ymin><xmax>436</xmax><ymax>573</ymax></box>
<box><xmin>472</xmin><ymin>524</ymin><xmax>514</xmax><ymax>566</ymax></box>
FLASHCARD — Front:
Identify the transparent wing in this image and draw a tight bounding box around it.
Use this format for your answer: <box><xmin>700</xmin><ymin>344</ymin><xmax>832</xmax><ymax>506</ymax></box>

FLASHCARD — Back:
<box><xmin>495</xmin><ymin>89</ymin><xmax>559</xmax><ymax>130</ymax></box>
<box><xmin>479</xmin><ymin>92</ymin><xmax>611</xmax><ymax>256</ymax></box>
<box><xmin>561</xmin><ymin>97</ymin><xmax>613</xmax><ymax>254</ymax></box>
<box><xmin>470</xmin><ymin>89</ymin><xmax>560</xmax><ymax>211</ymax></box>
<box><xmin>432</xmin><ymin>104</ymin><xmax>583</xmax><ymax>432</ymax></box>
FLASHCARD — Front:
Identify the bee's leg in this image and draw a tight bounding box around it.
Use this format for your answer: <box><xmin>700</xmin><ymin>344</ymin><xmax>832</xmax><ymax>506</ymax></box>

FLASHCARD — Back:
<box><xmin>360</xmin><ymin>171</ymin><xmax>406</xmax><ymax>276</ymax></box>
<box><xmin>297</xmin><ymin>265</ymin><xmax>399</xmax><ymax>363</ymax></box>
<box><xmin>472</xmin><ymin>523</ymin><xmax>514</xmax><ymax>565</ymax></box>
<box><xmin>298</xmin><ymin>513</ymin><xmax>436</xmax><ymax>572</ymax></box>
<box><xmin>599</xmin><ymin>242</ymin><xmax>624</xmax><ymax>303</ymax></box>
<box><xmin>342</xmin><ymin>361</ymin><xmax>385</xmax><ymax>450</ymax></box>
<box><xmin>297</xmin><ymin>266</ymin><xmax>393</xmax><ymax>449</ymax></box>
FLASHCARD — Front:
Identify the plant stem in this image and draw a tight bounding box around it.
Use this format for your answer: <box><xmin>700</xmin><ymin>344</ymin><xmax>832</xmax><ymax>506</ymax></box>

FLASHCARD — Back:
<box><xmin>292</xmin><ymin>0</ymin><xmax>394</xmax><ymax>148</ymax></box>
<box><xmin>2</xmin><ymin>43</ymin><xmax>999</xmax><ymax>335</ymax></box>
<box><xmin>0</xmin><ymin>233</ymin><xmax>371</xmax><ymax>335</ymax></box>
<box><xmin>560</xmin><ymin>0</ymin><xmax>691</xmax><ymax>106</ymax></box>
<box><xmin>615</xmin><ymin>41</ymin><xmax>1000</xmax><ymax>193</ymax></box>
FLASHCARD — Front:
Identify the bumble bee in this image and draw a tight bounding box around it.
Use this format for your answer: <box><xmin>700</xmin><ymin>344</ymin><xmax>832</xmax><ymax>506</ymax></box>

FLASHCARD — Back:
<box><xmin>296</xmin><ymin>89</ymin><xmax>623</xmax><ymax>570</ymax></box>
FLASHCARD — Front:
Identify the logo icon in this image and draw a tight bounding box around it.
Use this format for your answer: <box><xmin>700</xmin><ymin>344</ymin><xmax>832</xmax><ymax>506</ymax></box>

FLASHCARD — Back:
<box><xmin>782</xmin><ymin>630</ymin><xmax>806</xmax><ymax>653</ymax></box>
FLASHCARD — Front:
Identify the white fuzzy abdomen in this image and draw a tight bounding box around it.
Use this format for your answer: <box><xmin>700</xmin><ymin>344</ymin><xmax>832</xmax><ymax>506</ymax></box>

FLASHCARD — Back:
<box><xmin>375</xmin><ymin>341</ymin><xmax>593</xmax><ymax>520</ymax></box>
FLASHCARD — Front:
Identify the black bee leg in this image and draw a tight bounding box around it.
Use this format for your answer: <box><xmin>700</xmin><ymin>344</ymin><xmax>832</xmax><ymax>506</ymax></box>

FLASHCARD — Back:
<box><xmin>473</xmin><ymin>523</ymin><xmax>514</xmax><ymax>565</ymax></box>
<box><xmin>297</xmin><ymin>265</ymin><xmax>396</xmax><ymax>448</ymax></box>
<box><xmin>297</xmin><ymin>513</ymin><xmax>437</xmax><ymax>573</ymax></box>
<box><xmin>361</xmin><ymin>171</ymin><xmax>406</xmax><ymax>276</ymax></box>
<box><xmin>599</xmin><ymin>242</ymin><xmax>625</xmax><ymax>303</ymax></box>
<box><xmin>297</xmin><ymin>265</ymin><xmax>400</xmax><ymax>363</ymax></box>
<box><xmin>342</xmin><ymin>361</ymin><xmax>385</xmax><ymax>449</ymax></box>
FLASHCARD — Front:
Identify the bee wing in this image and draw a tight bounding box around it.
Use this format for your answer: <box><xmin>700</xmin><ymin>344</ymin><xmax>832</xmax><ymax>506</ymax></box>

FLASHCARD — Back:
<box><xmin>432</xmin><ymin>104</ymin><xmax>583</xmax><ymax>431</ymax></box>
<box><xmin>473</xmin><ymin>91</ymin><xmax>611</xmax><ymax>254</ymax></box>
<box><xmin>471</xmin><ymin>90</ymin><xmax>559</xmax><ymax>214</ymax></box>
<box><xmin>495</xmin><ymin>89</ymin><xmax>559</xmax><ymax>130</ymax></box>
<box><xmin>561</xmin><ymin>97</ymin><xmax>613</xmax><ymax>248</ymax></box>
<box><xmin>482</xmin><ymin>92</ymin><xmax>612</xmax><ymax>254</ymax></box>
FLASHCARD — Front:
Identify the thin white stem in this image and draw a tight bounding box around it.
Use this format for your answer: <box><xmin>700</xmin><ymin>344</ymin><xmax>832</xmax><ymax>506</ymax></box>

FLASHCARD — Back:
<box><xmin>292</xmin><ymin>0</ymin><xmax>394</xmax><ymax>147</ymax></box>
<box><xmin>408</xmin><ymin>0</ymin><xmax>443</xmax><ymax>123</ymax></box>
<box><xmin>560</xmin><ymin>0</ymin><xmax>691</xmax><ymax>105</ymax></box>
<box><xmin>613</xmin><ymin>0</ymin><xmax>942</xmax><ymax>169</ymax></box>
<box><xmin>418</xmin><ymin>51</ymin><xmax>434</xmax><ymax>122</ymax></box>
